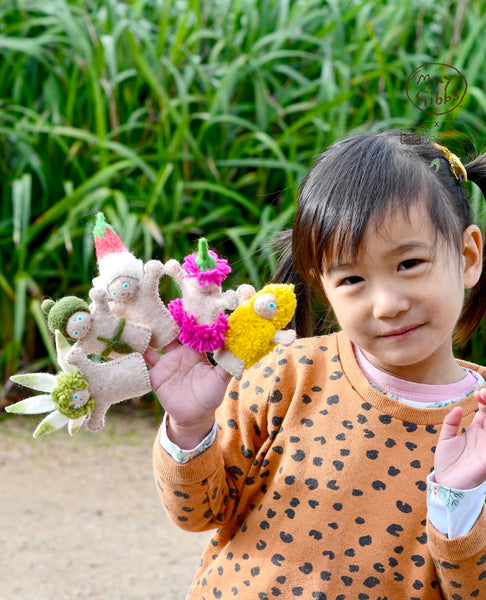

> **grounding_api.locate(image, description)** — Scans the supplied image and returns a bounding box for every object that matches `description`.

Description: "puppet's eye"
[73,394,79,400]
[112,291,117,297]
[73,331,79,336]
[269,302,276,309]
[77,315,83,322]
[123,282,129,289]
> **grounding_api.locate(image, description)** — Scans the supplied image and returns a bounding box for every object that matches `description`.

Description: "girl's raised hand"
[434,389,486,489]
[145,343,231,449]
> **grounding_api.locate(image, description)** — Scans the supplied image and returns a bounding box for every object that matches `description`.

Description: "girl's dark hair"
[274,130,486,344]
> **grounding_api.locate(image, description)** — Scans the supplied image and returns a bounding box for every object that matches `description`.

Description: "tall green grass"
[1,0,486,397]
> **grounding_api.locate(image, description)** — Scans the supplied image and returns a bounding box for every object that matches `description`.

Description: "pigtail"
[272,229,317,338]
[455,152,486,346]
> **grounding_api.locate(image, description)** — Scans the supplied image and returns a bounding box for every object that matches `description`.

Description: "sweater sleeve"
[427,504,486,598]
[152,350,280,532]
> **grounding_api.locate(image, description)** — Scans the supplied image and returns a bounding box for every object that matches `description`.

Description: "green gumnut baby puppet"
[7,331,152,436]
[65,344,151,432]
[41,287,151,360]
[6,331,95,437]
[91,213,179,350]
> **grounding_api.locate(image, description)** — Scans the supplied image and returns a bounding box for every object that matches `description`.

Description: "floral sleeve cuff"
[159,412,217,464]
[427,471,486,538]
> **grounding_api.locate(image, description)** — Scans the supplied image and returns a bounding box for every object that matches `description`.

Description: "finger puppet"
[41,287,151,360]
[6,330,96,437]
[6,331,152,436]
[213,283,297,377]
[65,344,151,432]
[91,213,179,350]
[165,238,238,353]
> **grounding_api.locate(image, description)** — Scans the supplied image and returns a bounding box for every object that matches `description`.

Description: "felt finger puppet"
[213,283,297,377]
[91,213,179,350]
[165,238,238,353]
[6,331,152,436]
[6,331,95,437]
[65,344,151,432]
[41,287,151,359]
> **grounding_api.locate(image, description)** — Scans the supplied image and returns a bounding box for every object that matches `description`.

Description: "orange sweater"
[153,332,486,599]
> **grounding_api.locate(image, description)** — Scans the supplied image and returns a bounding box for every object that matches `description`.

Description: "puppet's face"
[70,388,90,410]
[198,282,220,295]
[66,311,92,340]
[108,276,139,301]
[253,293,278,319]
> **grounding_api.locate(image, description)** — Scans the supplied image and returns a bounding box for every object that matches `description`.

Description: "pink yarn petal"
[168,299,229,352]
[181,251,231,287]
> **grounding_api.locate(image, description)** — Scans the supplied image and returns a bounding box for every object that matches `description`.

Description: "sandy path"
[1,411,210,600]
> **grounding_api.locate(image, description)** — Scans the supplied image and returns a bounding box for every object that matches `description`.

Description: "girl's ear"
[462,224,483,289]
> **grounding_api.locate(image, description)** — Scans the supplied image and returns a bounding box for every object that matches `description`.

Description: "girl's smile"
[320,203,482,384]
[380,323,424,339]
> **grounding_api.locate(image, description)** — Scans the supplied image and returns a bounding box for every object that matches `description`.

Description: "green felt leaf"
[68,415,86,436]
[5,394,55,414]
[55,330,77,374]
[11,372,57,392]
[33,411,69,438]
[109,340,134,354]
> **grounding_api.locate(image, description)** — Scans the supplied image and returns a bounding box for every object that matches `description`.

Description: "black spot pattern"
[154,333,486,599]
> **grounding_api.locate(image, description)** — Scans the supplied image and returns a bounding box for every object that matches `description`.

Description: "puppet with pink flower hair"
[165,239,238,353]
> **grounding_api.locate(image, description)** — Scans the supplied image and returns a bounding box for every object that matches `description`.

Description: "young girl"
[146,130,486,599]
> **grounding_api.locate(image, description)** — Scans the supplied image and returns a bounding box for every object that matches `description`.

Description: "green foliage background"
[1,0,486,400]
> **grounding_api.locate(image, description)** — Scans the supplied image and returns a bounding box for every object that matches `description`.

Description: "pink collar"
[354,345,480,404]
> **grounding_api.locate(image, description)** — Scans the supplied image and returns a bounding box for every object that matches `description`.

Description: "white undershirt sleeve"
[427,471,486,538]
[159,412,218,464]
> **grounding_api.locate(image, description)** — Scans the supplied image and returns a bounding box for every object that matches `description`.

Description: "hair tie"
[431,142,468,182]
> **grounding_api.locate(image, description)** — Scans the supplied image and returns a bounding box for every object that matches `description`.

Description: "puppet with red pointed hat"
[92,213,179,350]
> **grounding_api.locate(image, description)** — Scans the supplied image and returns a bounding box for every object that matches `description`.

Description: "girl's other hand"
[434,389,486,489]
[145,343,230,449]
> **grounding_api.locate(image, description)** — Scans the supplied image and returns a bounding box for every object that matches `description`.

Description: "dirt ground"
[1,409,210,600]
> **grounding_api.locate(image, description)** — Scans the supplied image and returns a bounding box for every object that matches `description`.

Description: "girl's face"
[320,203,482,384]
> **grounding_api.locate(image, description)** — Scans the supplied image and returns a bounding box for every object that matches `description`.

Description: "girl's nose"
[372,287,410,319]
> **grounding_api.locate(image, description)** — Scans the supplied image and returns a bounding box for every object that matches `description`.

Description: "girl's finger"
[472,390,486,427]
[144,341,180,367]
[438,406,463,443]
[144,347,161,367]
[162,340,181,353]
[474,389,486,411]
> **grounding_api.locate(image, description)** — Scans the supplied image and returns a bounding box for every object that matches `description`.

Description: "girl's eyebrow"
[386,241,432,256]
[325,261,355,275]
[325,241,432,274]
